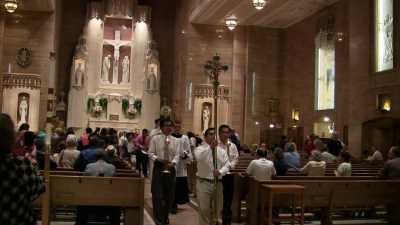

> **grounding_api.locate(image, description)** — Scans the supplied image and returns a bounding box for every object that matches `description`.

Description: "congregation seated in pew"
[335,151,352,177]
[299,151,326,176]
[245,149,276,181]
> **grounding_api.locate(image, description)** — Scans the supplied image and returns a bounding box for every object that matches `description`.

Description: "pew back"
[247,178,400,225]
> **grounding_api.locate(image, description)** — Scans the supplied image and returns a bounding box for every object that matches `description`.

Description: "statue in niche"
[18,95,29,126]
[102,55,111,83]
[146,67,158,93]
[122,56,130,83]
[73,62,84,87]
[201,103,212,135]
[103,30,131,84]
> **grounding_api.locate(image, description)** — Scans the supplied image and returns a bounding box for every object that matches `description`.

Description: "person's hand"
[213,170,221,177]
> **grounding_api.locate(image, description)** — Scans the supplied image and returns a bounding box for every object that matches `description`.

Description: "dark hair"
[23,131,36,148]
[95,150,106,161]
[86,127,93,134]
[142,129,149,133]
[341,151,351,162]
[274,147,284,160]
[66,127,75,136]
[155,118,160,124]
[218,124,230,134]
[204,128,215,136]
[0,113,16,156]
[256,149,267,158]
[160,118,173,128]
[392,146,400,158]
[18,123,30,132]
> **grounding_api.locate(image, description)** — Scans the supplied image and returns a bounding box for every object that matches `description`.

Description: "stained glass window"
[315,32,335,110]
[375,0,393,72]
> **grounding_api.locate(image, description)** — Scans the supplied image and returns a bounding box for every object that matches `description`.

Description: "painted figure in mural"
[102,55,111,83]
[202,105,210,134]
[74,63,84,87]
[19,96,28,125]
[122,56,130,83]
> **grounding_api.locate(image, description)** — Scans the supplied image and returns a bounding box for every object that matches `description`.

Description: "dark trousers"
[136,150,149,177]
[222,174,234,225]
[151,161,176,225]
[75,206,120,225]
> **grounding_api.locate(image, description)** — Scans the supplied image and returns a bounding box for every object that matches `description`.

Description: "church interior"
[0,0,400,225]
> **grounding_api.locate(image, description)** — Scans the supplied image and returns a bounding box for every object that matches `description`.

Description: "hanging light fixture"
[4,0,18,13]
[252,0,266,10]
[225,15,238,31]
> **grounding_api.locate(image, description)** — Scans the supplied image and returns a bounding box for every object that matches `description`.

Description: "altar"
[67,0,160,131]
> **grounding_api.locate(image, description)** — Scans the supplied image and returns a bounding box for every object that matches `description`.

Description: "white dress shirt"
[246,158,276,181]
[194,143,230,180]
[148,133,181,165]
[218,140,239,171]
[175,134,193,177]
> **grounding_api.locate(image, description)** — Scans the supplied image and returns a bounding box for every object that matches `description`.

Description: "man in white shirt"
[195,128,230,225]
[218,124,239,225]
[149,118,162,140]
[148,118,181,225]
[246,149,276,181]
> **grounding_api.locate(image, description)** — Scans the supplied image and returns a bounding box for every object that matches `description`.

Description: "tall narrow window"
[251,72,256,115]
[185,81,193,111]
[375,0,394,72]
[315,32,335,110]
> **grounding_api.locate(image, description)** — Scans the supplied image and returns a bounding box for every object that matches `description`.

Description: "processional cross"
[204,54,228,225]
[104,30,131,84]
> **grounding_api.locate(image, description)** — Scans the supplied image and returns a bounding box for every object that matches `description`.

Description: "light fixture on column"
[225,15,238,31]
[252,0,267,10]
[4,0,18,13]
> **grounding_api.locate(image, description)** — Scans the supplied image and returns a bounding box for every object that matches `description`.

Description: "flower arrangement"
[122,98,142,118]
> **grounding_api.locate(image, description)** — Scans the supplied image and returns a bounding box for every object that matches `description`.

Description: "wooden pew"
[35,175,145,225]
[247,178,400,225]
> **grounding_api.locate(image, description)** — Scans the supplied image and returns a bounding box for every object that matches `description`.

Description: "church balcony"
[1,72,41,90]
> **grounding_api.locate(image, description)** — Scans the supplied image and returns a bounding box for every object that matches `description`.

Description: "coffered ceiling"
[190,0,339,28]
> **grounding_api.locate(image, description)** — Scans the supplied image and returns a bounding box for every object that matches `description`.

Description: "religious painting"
[201,102,212,135]
[72,58,86,88]
[375,0,393,72]
[315,32,335,110]
[17,93,30,127]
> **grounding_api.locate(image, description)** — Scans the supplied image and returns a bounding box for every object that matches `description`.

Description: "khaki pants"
[197,179,223,225]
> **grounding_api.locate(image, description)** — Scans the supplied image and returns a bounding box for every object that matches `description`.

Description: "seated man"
[246,149,276,181]
[380,146,400,179]
[75,150,119,225]
[283,142,301,169]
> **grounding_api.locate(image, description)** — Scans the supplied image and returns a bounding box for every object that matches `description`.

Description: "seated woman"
[0,113,44,225]
[300,151,326,176]
[59,134,81,168]
[335,151,352,177]
[273,147,288,176]
[366,146,384,162]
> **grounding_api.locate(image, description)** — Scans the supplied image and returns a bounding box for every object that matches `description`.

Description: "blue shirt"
[283,151,301,169]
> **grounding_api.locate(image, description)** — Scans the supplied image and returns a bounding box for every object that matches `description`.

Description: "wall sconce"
[225,15,238,31]
[336,32,345,42]
[291,109,300,121]
[377,94,392,112]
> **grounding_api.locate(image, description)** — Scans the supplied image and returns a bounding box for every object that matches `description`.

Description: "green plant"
[87,98,95,112]
[134,99,142,113]
[122,99,129,112]
[99,98,108,109]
